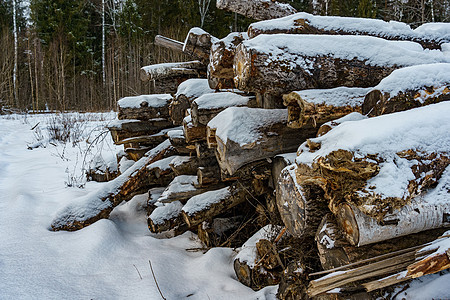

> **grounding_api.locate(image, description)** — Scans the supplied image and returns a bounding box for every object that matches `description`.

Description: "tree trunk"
[140,61,205,82]
[108,119,173,144]
[183,116,207,143]
[117,94,172,120]
[247,12,447,49]
[233,34,446,95]
[216,0,297,21]
[183,28,216,64]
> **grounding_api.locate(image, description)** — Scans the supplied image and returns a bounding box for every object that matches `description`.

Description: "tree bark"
[234,35,429,95]
[183,28,216,64]
[140,61,205,82]
[118,95,172,121]
[247,12,447,49]
[183,116,207,143]
[216,0,297,21]
[108,119,173,144]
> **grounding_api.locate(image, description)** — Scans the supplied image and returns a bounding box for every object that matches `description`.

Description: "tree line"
[0,0,448,112]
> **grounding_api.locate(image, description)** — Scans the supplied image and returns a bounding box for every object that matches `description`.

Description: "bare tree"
[198,0,211,27]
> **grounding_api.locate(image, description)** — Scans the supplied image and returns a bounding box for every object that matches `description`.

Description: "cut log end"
[337,203,360,246]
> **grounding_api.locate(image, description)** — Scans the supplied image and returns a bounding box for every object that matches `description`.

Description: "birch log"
[140,61,205,82]
[117,94,172,121]
[216,0,297,21]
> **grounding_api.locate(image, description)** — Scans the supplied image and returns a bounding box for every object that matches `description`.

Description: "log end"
[336,203,360,246]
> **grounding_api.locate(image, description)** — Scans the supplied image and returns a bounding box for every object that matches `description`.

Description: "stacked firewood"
[52,0,450,298]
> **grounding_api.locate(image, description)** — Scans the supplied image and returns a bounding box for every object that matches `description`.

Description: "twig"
[31,122,40,130]
[133,264,143,280]
[149,260,167,300]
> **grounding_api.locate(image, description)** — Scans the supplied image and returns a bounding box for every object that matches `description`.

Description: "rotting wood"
[282,87,368,129]
[216,0,297,21]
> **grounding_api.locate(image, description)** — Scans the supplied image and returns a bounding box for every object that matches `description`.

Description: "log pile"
[52,2,450,298]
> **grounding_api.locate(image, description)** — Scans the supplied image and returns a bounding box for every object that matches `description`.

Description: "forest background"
[1,0,449,112]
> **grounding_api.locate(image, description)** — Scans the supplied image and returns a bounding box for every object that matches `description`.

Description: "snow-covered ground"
[0,112,448,300]
[0,113,276,300]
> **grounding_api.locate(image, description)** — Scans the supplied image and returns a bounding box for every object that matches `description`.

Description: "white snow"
[175,78,215,99]
[297,102,450,200]
[291,86,372,107]
[167,129,184,139]
[250,12,450,45]
[183,27,218,52]
[141,61,201,79]
[274,153,297,165]
[157,175,198,203]
[149,200,183,225]
[235,225,283,268]
[370,63,450,98]
[194,92,252,110]
[208,107,287,146]
[0,113,277,300]
[182,187,232,216]
[244,34,450,69]
[117,94,172,109]
[170,156,194,168]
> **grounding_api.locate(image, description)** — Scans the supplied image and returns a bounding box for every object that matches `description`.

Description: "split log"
[219,158,272,183]
[183,115,207,143]
[107,119,173,144]
[171,79,214,125]
[195,141,215,159]
[50,140,176,231]
[183,28,217,64]
[197,216,243,248]
[191,92,254,126]
[247,12,447,49]
[117,94,172,120]
[148,201,188,234]
[140,61,205,82]
[294,102,450,246]
[316,214,447,271]
[207,107,317,175]
[209,32,248,82]
[207,75,236,90]
[233,225,285,290]
[125,146,154,161]
[361,63,450,117]
[282,87,370,129]
[276,164,328,238]
[216,0,297,21]
[169,156,199,176]
[181,183,249,228]
[234,34,450,95]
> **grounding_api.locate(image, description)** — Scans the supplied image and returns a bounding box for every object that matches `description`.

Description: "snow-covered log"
[170,79,214,125]
[167,129,196,155]
[209,32,248,82]
[207,107,317,175]
[216,0,297,21]
[197,165,221,187]
[276,164,328,238]
[282,87,370,129]
[183,28,217,64]
[191,92,254,126]
[50,140,176,231]
[169,156,200,176]
[148,201,188,234]
[234,34,450,95]
[362,63,450,116]
[233,225,284,289]
[316,112,366,137]
[271,153,296,188]
[117,94,172,121]
[295,102,450,246]
[181,183,247,227]
[247,12,448,49]
[183,115,207,143]
[315,214,446,271]
[140,61,205,82]
[107,119,173,144]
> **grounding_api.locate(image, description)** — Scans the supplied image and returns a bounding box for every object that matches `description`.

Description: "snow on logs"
[140,61,205,82]
[283,87,370,129]
[170,79,214,125]
[51,140,176,231]
[294,102,450,246]
[247,12,449,49]
[362,63,450,117]
[208,32,248,88]
[233,34,450,95]
[117,94,172,120]
[183,27,218,64]
[191,92,254,126]
[216,0,297,21]
[207,107,318,175]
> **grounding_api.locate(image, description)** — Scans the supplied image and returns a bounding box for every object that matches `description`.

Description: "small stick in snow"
[149,260,167,300]
[133,264,143,280]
